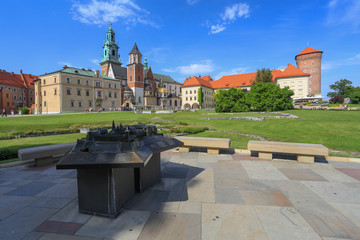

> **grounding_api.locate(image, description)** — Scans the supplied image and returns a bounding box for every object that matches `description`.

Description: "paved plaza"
[1,151,360,240]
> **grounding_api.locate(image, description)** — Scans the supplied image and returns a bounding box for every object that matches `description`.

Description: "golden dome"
[157,87,167,93]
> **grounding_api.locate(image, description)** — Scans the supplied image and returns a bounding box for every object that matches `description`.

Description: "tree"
[214,88,250,112]
[253,68,273,84]
[349,89,360,104]
[327,79,353,98]
[198,87,204,108]
[248,82,294,111]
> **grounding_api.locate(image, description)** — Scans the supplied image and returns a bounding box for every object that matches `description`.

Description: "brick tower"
[295,47,323,96]
[99,23,122,76]
[127,42,144,105]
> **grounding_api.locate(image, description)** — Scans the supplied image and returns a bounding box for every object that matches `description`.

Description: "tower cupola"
[100,23,121,65]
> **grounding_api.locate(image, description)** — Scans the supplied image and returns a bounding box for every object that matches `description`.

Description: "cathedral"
[99,24,182,110]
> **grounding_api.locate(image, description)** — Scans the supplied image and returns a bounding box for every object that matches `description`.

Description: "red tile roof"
[296,47,323,57]
[0,69,38,89]
[182,64,309,89]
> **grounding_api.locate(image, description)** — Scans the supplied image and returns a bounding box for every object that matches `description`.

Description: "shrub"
[0,148,18,160]
[17,107,30,115]
[330,96,344,104]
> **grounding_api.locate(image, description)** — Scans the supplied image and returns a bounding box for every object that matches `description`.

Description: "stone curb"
[0,159,34,168]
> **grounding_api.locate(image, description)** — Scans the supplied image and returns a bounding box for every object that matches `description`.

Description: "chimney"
[199,75,201,77]
[11,72,14,76]
[20,69,23,74]
[63,65,68,69]
[45,72,47,74]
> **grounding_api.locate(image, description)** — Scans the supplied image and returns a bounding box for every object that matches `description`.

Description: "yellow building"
[35,66,122,114]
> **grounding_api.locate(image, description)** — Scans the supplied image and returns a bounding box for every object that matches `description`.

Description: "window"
[44,101,46,107]
[109,92,112,97]
[112,102,115,107]
[190,90,192,94]
[86,80,89,86]
[43,79,46,85]
[6,93,9,98]
[54,88,57,95]
[13,88,16,92]
[186,97,188,101]
[194,96,197,100]
[77,90,81,96]
[78,102,82,107]
[30,97,33,101]
[194,90,197,94]
[311,69,314,72]
[6,102,9,106]
[190,97,192,101]
[66,89,71,95]
[138,96,141,103]
[71,101,74,107]
[138,76,140,82]
[186,91,188,94]
[54,77,56,83]
[97,91,101,97]
[89,101,92,106]
[66,78,70,83]
[109,83,111,88]
[130,76,132,81]
[44,91,46,96]
[19,96,22,100]
[30,90,33,94]
[77,79,81,84]
[112,50,115,56]
[23,90,26,93]
[86,90,90,96]
[96,82,101,87]
[114,93,117,98]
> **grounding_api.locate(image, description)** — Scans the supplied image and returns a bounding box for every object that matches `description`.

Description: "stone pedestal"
[135,152,161,192]
[297,155,314,163]
[179,146,191,152]
[207,148,220,155]
[77,168,135,218]
[259,152,273,160]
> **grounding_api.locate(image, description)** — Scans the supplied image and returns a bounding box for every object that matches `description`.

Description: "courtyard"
[1,150,360,240]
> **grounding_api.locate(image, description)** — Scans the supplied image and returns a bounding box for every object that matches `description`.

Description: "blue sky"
[1,0,359,97]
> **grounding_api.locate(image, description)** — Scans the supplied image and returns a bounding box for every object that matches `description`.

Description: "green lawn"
[0,110,359,160]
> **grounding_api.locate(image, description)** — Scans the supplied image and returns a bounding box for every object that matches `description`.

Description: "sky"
[1,0,359,97]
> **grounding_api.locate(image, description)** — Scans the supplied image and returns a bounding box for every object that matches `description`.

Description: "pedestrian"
[300,103,303,109]
[345,104,348,110]
[2,108,7,117]
[19,109,22,116]
[340,104,343,110]
[11,109,14,115]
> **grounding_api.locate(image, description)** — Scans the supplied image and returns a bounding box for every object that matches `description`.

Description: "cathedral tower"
[99,23,121,75]
[127,42,144,105]
[295,47,323,96]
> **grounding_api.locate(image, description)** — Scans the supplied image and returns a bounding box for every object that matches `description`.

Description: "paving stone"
[329,161,360,169]
[23,231,45,240]
[272,160,334,170]
[279,168,327,181]
[150,178,186,192]
[186,185,215,203]
[0,195,38,220]
[0,186,16,195]
[178,201,202,214]
[39,233,101,240]
[241,160,288,180]
[241,190,292,206]
[335,168,360,181]
[50,199,91,224]
[196,162,213,169]
[35,220,83,235]
[138,212,201,240]
[30,197,73,209]
[216,154,233,161]
[255,206,322,239]
[161,167,189,179]
[25,173,48,180]
[329,202,360,228]
[276,180,360,239]
[37,183,77,199]
[213,161,249,182]
[302,181,360,204]
[232,155,252,160]
[126,190,181,213]
[202,203,267,240]
[197,153,218,163]
[0,169,38,181]
[0,206,58,240]
[6,179,33,187]
[75,210,150,240]
[61,171,77,179]
[313,169,359,182]
[215,189,245,204]
[6,182,55,197]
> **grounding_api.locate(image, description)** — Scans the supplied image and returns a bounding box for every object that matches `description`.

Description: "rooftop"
[1,150,360,239]
[40,67,117,81]
[296,47,323,58]
[0,69,38,89]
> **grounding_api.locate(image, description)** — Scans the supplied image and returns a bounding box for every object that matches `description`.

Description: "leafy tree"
[214,88,250,112]
[253,68,273,84]
[327,79,353,97]
[198,87,204,108]
[329,96,344,104]
[248,82,294,111]
[349,89,360,104]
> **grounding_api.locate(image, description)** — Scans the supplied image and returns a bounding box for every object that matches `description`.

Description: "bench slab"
[176,136,230,155]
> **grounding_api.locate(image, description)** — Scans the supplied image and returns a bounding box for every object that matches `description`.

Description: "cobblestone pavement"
[1,151,360,240]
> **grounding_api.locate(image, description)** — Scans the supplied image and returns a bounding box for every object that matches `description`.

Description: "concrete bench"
[18,142,76,167]
[175,136,230,155]
[248,140,329,163]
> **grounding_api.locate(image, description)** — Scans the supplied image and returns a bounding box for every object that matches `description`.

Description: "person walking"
[11,109,14,115]
[2,108,7,117]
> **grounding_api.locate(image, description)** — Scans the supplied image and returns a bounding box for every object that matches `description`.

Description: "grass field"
[0,110,359,161]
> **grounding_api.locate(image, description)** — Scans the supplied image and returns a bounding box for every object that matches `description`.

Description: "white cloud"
[209,2,250,34]
[222,3,250,22]
[163,60,215,76]
[327,0,360,31]
[72,0,156,27]
[322,53,360,70]
[210,24,226,34]
[214,67,248,80]
[186,0,199,6]
[90,59,100,65]
[58,61,72,67]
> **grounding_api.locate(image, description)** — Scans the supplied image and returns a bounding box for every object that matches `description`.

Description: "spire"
[100,23,121,65]
[144,54,148,70]
[129,41,142,55]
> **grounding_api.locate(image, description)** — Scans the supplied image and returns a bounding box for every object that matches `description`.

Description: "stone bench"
[175,136,231,155]
[248,140,329,163]
[18,142,76,167]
